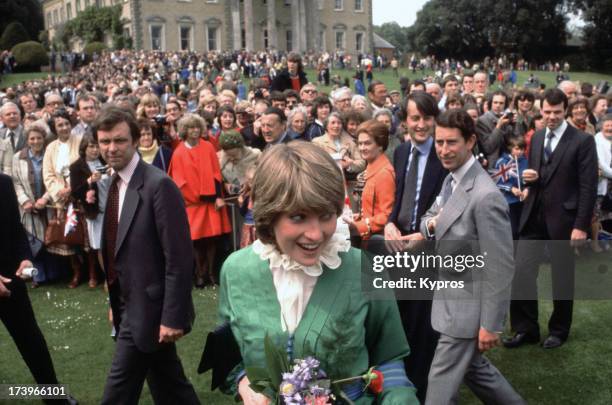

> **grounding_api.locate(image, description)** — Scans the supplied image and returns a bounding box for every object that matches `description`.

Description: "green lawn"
[304,67,612,95]
[2,67,612,95]
[2,277,612,404]
[0,72,50,89]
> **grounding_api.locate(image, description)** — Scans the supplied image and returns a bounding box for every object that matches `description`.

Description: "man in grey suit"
[475,90,516,169]
[421,109,524,404]
[0,102,25,175]
[93,106,199,404]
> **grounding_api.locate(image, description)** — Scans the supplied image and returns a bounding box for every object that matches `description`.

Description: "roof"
[373,33,395,49]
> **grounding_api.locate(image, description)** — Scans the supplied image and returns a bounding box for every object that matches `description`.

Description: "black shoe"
[542,335,564,349]
[502,332,540,348]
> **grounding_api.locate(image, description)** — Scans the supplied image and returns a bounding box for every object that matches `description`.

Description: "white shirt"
[451,155,476,192]
[113,153,140,219]
[545,120,568,153]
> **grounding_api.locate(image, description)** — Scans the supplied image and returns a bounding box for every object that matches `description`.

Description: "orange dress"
[354,154,396,239]
[169,140,232,240]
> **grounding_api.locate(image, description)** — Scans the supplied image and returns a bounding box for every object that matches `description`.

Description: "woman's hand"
[34,198,47,211]
[238,377,270,405]
[57,187,71,201]
[22,200,34,213]
[88,171,102,185]
[215,198,225,210]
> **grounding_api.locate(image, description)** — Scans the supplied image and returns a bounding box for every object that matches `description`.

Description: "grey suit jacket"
[0,126,25,175]
[102,159,195,353]
[475,111,515,169]
[0,125,25,150]
[420,160,514,339]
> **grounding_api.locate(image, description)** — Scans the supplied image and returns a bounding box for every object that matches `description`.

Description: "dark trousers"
[398,300,439,403]
[0,278,59,386]
[101,315,200,405]
[510,209,574,340]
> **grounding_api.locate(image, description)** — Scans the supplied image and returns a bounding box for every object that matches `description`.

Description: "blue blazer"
[388,141,447,234]
[152,145,173,173]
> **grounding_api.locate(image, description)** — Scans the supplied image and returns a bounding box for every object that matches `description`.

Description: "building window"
[318,30,325,51]
[53,10,58,25]
[241,29,246,49]
[286,30,292,51]
[263,29,268,49]
[334,0,343,11]
[85,0,90,8]
[150,25,164,50]
[180,26,192,50]
[335,31,345,50]
[66,3,72,20]
[76,0,81,13]
[354,0,363,11]
[207,26,218,51]
[355,32,364,52]
[284,0,291,5]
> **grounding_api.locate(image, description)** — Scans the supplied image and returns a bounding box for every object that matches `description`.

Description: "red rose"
[368,370,384,394]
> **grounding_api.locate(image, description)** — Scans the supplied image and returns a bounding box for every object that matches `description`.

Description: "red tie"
[104,176,120,285]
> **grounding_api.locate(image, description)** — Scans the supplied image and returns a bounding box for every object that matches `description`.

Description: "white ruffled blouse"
[252,232,351,334]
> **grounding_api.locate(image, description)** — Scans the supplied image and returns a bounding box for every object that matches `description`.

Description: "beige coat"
[42,135,82,205]
[217,146,261,191]
[12,148,50,239]
[0,137,13,176]
[312,131,366,174]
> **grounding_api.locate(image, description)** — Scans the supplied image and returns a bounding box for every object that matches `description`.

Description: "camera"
[96,165,109,174]
[503,110,514,120]
[154,114,166,125]
[254,89,264,99]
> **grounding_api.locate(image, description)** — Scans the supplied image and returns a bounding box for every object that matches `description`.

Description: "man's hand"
[496,115,511,129]
[238,376,271,405]
[478,327,501,352]
[15,260,33,279]
[214,197,225,210]
[570,228,588,248]
[0,275,12,298]
[384,223,404,253]
[522,169,538,183]
[159,325,184,343]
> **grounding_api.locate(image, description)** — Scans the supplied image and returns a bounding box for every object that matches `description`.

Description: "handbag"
[44,206,85,247]
[23,212,44,258]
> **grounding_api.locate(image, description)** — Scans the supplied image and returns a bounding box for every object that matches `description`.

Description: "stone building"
[42,0,373,56]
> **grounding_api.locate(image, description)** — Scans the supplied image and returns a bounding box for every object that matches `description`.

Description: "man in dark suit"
[0,174,77,405]
[93,107,199,404]
[261,107,292,148]
[505,88,598,349]
[383,92,446,402]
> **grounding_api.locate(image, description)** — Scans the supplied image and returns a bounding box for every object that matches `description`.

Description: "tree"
[61,5,127,50]
[11,41,49,72]
[566,0,612,70]
[0,22,30,51]
[0,0,44,44]
[374,22,410,53]
[406,0,567,62]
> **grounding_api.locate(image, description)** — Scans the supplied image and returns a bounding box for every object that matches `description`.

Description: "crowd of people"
[1,47,612,404]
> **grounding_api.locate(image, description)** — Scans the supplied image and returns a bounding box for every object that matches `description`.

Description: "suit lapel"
[530,130,545,172]
[435,163,478,239]
[115,162,144,256]
[395,144,410,199]
[418,141,443,211]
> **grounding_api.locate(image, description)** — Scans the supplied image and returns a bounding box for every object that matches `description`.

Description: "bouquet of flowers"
[246,335,384,405]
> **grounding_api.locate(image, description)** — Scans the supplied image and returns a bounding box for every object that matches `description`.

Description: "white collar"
[252,231,351,276]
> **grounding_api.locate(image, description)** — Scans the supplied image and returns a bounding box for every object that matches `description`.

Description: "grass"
[2,265,612,405]
[0,72,50,89]
[2,67,612,94]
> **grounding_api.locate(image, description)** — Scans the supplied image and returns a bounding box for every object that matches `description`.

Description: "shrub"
[0,22,30,51]
[11,41,49,72]
[83,41,107,61]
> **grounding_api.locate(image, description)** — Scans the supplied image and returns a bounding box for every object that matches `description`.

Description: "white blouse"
[252,232,351,334]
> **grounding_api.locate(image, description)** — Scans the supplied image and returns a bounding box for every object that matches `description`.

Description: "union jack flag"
[491,160,517,183]
[64,203,78,237]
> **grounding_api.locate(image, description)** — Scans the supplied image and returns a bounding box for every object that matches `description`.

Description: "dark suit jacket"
[151,145,173,173]
[519,124,598,239]
[389,141,447,234]
[102,160,195,353]
[0,174,32,278]
[270,69,308,92]
[69,157,104,219]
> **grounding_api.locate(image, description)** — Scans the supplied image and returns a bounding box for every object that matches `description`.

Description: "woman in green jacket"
[218,141,418,404]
